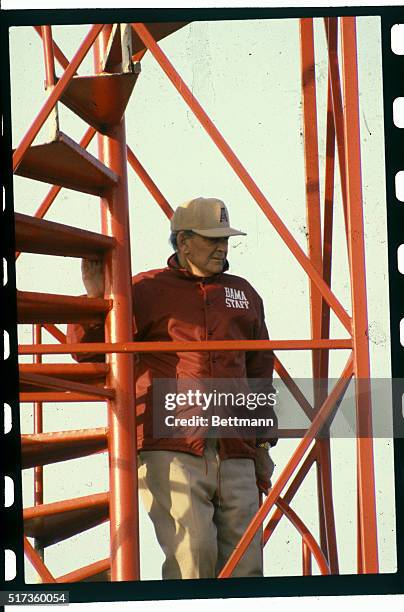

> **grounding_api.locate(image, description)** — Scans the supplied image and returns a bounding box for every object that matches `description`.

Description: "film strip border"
[1,4,404,602]
[1,10,21,587]
[381,14,404,582]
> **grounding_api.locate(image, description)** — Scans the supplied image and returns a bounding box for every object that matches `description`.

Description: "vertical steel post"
[299,18,323,380]
[340,16,379,573]
[302,540,312,575]
[324,18,349,247]
[41,26,59,138]
[320,17,337,379]
[41,26,56,88]
[94,25,140,581]
[316,17,340,575]
[299,18,339,573]
[33,324,44,562]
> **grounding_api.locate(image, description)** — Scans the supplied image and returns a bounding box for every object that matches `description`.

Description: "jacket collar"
[167,253,229,281]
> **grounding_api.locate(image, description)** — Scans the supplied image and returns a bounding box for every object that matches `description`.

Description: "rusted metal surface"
[14,212,116,259]
[17,291,111,324]
[341,16,379,573]
[13,131,118,196]
[13,24,104,171]
[21,428,108,469]
[24,492,109,547]
[60,70,141,134]
[96,26,140,582]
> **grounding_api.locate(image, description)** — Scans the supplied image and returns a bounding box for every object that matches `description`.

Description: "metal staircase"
[11,18,380,583]
[13,22,189,582]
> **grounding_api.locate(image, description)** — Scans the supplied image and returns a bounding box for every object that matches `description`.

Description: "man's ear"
[177,231,188,250]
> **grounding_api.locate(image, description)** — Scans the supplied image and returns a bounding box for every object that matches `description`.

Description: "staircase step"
[57,558,110,583]
[61,71,140,134]
[17,291,110,324]
[13,131,118,196]
[19,363,109,382]
[103,22,189,71]
[14,212,116,259]
[19,371,113,398]
[132,22,189,58]
[24,492,109,547]
[21,427,108,469]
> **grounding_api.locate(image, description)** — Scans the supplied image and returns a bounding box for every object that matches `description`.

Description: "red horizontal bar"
[24,492,108,520]
[57,557,110,583]
[20,392,111,403]
[19,372,113,398]
[19,362,108,379]
[19,338,353,356]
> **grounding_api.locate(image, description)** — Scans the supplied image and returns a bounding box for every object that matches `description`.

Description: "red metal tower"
[13,17,379,582]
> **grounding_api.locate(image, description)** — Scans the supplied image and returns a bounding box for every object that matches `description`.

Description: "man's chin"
[209,261,225,271]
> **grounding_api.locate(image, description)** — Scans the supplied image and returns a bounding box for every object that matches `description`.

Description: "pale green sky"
[9,16,397,583]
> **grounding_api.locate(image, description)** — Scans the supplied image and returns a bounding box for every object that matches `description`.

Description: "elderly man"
[67,197,277,580]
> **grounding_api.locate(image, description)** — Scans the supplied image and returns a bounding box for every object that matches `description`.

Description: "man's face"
[180,232,229,277]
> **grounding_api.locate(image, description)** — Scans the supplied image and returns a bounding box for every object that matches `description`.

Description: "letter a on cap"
[220,207,228,223]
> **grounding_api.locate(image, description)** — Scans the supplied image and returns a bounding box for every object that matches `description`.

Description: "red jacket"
[67,254,277,459]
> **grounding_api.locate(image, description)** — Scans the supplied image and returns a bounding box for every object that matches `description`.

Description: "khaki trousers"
[137,439,263,579]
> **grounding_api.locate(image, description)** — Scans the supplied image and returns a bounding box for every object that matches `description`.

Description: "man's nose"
[216,240,228,253]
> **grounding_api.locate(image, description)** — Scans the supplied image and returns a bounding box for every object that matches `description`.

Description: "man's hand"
[81,259,104,298]
[254,447,275,495]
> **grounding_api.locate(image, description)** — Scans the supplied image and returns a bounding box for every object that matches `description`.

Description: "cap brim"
[192,227,247,238]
